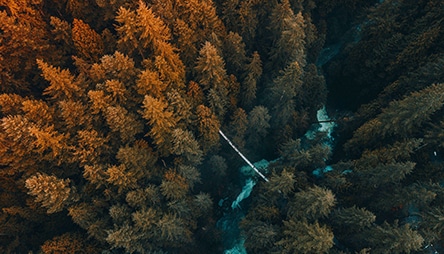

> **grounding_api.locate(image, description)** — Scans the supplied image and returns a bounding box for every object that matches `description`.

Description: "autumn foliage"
[1,0,444,253]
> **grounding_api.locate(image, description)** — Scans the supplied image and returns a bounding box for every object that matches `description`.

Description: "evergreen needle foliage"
[0,0,443,253]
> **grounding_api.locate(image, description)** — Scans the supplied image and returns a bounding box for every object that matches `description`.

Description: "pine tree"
[28,125,69,161]
[160,170,189,201]
[37,59,82,100]
[156,213,192,245]
[0,115,34,168]
[90,51,138,86]
[0,93,25,115]
[266,61,303,127]
[136,69,166,98]
[241,51,262,109]
[171,128,204,166]
[268,0,306,70]
[246,105,271,148]
[116,142,158,180]
[141,95,177,153]
[83,164,108,188]
[115,1,185,88]
[195,41,230,118]
[363,221,424,254]
[276,220,334,254]
[287,185,336,220]
[173,18,199,70]
[71,18,104,62]
[228,107,248,149]
[223,31,248,76]
[331,206,376,232]
[25,173,76,214]
[266,169,296,195]
[186,81,205,107]
[40,233,98,254]
[21,99,54,127]
[345,83,444,153]
[104,105,143,143]
[195,104,220,152]
[106,164,138,193]
[243,221,279,253]
[0,0,58,93]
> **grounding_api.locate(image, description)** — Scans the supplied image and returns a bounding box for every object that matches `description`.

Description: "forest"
[1,0,444,253]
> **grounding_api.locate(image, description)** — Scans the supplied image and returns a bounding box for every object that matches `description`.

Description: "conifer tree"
[223,31,248,76]
[173,18,199,70]
[37,59,82,100]
[0,93,25,116]
[195,41,230,118]
[228,107,249,149]
[136,69,166,98]
[266,61,303,127]
[242,222,278,253]
[115,1,185,88]
[58,100,92,130]
[104,105,143,142]
[288,185,336,221]
[25,173,76,214]
[21,99,54,127]
[345,83,444,153]
[276,220,334,254]
[141,95,177,153]
[331,206,376,232]
[268,0,306,70]
[0,0,58,93]
[160,170,189,201]
[241,51,262,109]
[363,221,424,254]
[171,128,204,166]
[195,104,221,152]
[71,18,104,62]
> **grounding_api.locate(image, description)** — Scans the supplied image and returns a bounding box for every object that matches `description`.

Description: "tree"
[25,173,76,214]
[331,206,376,232]
[136,69,166,98]
[363,221,424,254]
[223,31,248,76]
[106,164,138,193]
[171,128,204,166]
[104,105,143,143]
[345,83,444,153]
[0,0,59,93]
[58,100,92,130]
[276,220,334,254]
[28,124,69,162]
[266,169,296,195]
[40,233,98,254]
[141,95,177,153]
[246,105,271,149]
[268,0,306,70]
[160,170,189,201]
[115,1,185,88]
[195,41,230,118]
[228,107,248,149]
[37,59,82,101]
[287,185,336,221]
[71,18,104,62]
[266,61,303,127]
[195,104,220,152]
[241,51,262,109]
[243,221,279,253]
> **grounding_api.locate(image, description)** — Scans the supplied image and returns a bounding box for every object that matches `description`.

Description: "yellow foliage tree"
[72,18,104,62]
[141,95,177,153]
[25,173,76,214]
[37,59,82,100]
